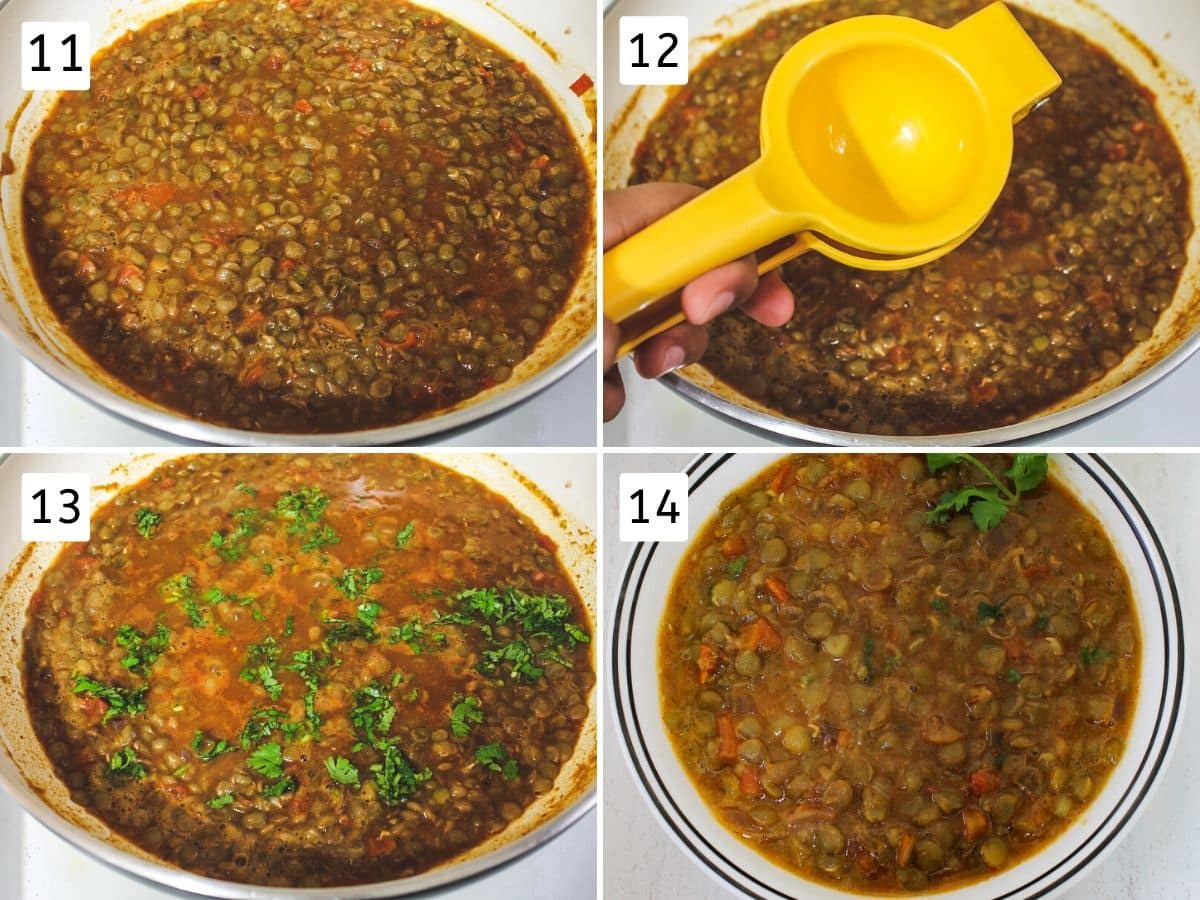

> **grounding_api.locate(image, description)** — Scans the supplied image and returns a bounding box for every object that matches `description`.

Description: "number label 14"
[22,473,90,542]
[21,22,91,91]
[619,472,689,543]
[618,16,688,86]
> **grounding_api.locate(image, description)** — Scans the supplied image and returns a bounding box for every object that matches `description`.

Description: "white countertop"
[0,792,595,899]
[602,453,1197,899]
[0,352,598,448]
[602,353,1200,448]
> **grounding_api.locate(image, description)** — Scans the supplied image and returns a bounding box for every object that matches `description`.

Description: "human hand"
[602,182,795,421]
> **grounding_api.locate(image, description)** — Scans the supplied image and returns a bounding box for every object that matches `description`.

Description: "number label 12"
[22,473,91,542]
[618,16,688,86]
[619,472,689,542]
[21,22,91,91]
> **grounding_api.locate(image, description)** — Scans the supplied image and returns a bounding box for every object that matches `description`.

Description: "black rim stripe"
[613,453,1183,900]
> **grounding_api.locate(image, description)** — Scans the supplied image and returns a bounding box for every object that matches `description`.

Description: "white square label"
[619,16,688,86]
[619,472,689,543]
[22,473,91,542]
[21,22,91,91]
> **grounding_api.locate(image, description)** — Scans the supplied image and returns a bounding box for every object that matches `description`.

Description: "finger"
[603,317,621,371]
[603,369,626,421]
[740,270,796,327]
[632,322,709,379]
[603,183,704,249]
[678,253,760,325]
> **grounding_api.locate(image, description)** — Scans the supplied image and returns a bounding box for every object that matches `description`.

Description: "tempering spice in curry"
[23,0,592,433]
[630,0,1193,435]
[661,454,1138,893]
[23,454,593,886]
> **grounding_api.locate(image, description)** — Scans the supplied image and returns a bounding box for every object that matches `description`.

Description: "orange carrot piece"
[739,768,761,796]
[764,576,790,606]
[717,714,737,762]
[769,462,792,494]
[697,644,717,684]
[238,356,267,387]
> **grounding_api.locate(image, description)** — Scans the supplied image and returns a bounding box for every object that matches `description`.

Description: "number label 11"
[619,472,689,542]
[22,473,90,542]
[21,22,91,91]
[618,16,688,86]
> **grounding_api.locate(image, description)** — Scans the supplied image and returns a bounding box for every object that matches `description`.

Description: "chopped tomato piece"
[78,696,107,723]
[295,98,313,114]
[509,132,527,154]
[966,768,1003,797]
[1106,142,1128,162]
[1002,637,1025,661]
[366,832,396,857]
[317,316,355,339]
[969,381,999,404]
[719,534,747,558]
[532,154,551,170]
[189,83,211,99]
[1022,562,1051,580]
[349,57,371,74]
[238,356,267,387]
[569,73,593,96]
[278,258,298,275]
[114,263,143,287]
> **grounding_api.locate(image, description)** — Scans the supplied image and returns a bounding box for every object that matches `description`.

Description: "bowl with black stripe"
[611,452,1185,898]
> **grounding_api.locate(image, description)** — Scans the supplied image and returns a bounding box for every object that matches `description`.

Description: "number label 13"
[618,16,688,86]
[22,473,91,542]
[619,472,688,542]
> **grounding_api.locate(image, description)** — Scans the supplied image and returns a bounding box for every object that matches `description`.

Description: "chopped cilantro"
[1006,669,1023,683]
[474,743,519,781]
[932,598,949,613]
[388,617,445,654]
[133,508,161,539]
[262,776,296,798]
[114,623,170,673]
[247,742,284,779]
[159,573,204,627]
[926,454,1048,532]
[725,556,748,578]
[191,730,235,761]
[477,640,543,682]
[210,507,262,562]
[282,649,329,735]
[1081,645,1112,666]
[107,747,146,781]
[334,567,383,600]
[394,521,415,549]
[350,680,397,748]
[241,637,283,700]
[72,674,147,724]
[240,708,299,749]
[369,742,430,806]
[449,695,484,738]
[325,756,360,786]
[235,481,257,496]
[207,793,235,809]
[977,601,1004,623]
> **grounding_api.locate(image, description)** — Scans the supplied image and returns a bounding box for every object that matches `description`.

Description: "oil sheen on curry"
[22,455,593,886]
[22,0,592,433]
[660,455,1138,893]
[631,0,1193,435]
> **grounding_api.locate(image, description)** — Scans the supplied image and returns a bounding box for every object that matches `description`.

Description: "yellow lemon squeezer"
[605,2,1062,358]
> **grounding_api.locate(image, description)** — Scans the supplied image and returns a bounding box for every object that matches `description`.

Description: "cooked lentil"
[23,454,593,886]
[629,0,1192,435]
[23,0,592,432]
[660,454,1138,892]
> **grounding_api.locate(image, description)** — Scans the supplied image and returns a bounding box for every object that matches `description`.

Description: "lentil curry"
[660,454,1138,893]
[630,0,1193,435]
[22,0,593,433]
[22,454,593,886]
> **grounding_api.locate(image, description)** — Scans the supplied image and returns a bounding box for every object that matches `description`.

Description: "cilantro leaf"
[191,730,235,761]
[134,508,161,539]
[107,747,146,781]
[114,622,170,673]
[334,567,384,600]
[477,640,543,682]
[208,792,235,809]
[1006,454,1049,493]
[350,680,397,748]
[247,742,284,779]
[240,708,299,749]
[395,521,415,549]
[1081,645,1112,666]
[159,573,204,627]
[449,695,484,738]
[474,743,519,780]
[369,742,430,806]
[241,637,283,700]
[72,674,147,724]
[926,454,963,474]
[325,756,360,786]
[970,494,1010,531]
[724,556,748,577]
[977,601,1004,623]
